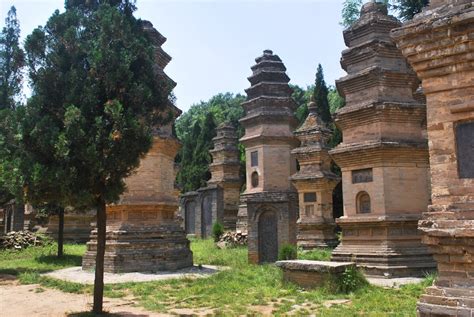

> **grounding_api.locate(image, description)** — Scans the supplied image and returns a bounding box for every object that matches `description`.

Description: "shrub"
[278,244,297,260]
[212,222,224,242]
[331,266,368,293]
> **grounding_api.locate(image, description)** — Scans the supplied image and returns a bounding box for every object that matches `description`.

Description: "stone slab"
[276,260,355,273]
[43,265,224,285]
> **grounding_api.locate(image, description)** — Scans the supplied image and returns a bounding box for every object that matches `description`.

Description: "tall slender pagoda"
[240,50,299,264]
[329,2,434,277]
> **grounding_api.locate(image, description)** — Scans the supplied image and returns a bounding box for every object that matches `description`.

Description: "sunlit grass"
[0,238,433,316]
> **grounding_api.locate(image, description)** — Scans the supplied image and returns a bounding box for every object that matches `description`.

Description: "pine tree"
[313,64,332,125]
[20,0,168,313]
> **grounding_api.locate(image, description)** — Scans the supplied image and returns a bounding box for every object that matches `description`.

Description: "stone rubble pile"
[217,231,248,249]
[0,230,50,250]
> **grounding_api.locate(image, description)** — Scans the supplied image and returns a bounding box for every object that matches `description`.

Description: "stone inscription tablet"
[456,121,474,178]
[352,168,373,183]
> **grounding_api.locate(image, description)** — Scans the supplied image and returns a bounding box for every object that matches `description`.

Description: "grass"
[0,238,434,316]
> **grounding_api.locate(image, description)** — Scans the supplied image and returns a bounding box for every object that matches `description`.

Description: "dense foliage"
[0,6,25,207]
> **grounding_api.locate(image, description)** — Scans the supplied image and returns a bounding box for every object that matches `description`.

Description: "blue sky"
[1,0,348,112]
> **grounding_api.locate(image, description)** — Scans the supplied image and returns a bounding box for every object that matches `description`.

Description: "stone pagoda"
[240,50,299,264]
[392,1,474,315]
[291,101,340,249]
[82,21,192,273]
[208,122,241,230]
[329,2,435,277]
[180,122,241,237]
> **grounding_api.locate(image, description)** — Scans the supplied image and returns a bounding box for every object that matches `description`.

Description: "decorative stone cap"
[276,260,355,273]
[360,1,388,16]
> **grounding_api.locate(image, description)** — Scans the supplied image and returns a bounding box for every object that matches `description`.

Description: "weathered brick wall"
[392,1,474,314]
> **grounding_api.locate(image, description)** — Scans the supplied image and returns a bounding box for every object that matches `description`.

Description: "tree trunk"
[92,198,107,314]
[57,207,64,257]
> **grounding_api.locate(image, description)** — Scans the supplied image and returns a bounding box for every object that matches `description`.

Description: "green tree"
[314,64,332,125]
[20,0,169,313]
[0,6,25,225]
[392,0,429,21]
[292,84,313,124]
[0,6,24,110]
[341,0,363,28]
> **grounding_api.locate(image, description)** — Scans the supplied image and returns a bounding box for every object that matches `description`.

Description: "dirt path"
[0,276,168,317]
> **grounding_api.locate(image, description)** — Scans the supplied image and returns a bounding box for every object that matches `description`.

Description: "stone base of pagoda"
[246,192,298,264]
[297,220,338,250]
[331,215,435,277]
[46,214,95,243]
[416,213,474,317]
[223,207,239,231]
[82,204,193,273]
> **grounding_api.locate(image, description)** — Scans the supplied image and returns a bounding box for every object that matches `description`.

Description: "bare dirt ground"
[0,275,169,317]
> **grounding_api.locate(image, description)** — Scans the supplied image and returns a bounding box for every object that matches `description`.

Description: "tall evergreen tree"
[19,0,169,313]
[313,64,332,125]
[0,6,24,110]
[0,6,25,219]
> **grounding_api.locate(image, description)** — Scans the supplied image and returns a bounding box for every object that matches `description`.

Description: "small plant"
[212,222,224,242]
[332,266,368,293]
[278,244,297,260]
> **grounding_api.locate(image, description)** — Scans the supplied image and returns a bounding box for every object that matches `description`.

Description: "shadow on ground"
[68,312,151,317]
[35,254,83,266]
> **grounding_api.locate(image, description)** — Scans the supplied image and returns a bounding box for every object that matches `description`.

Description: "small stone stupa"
[291,101,340,249]
[329,2,435,277]
[82,21,192,273]
[240,50,299,264]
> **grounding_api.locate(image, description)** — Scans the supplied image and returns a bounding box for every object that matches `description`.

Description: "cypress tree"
[19,0,169,312]
[313,64,332,125]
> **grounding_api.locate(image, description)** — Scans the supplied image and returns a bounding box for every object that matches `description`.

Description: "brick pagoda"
[291,101,340,249]
[207,122,241,230]
[329,2,435,277]
[392,0,474,315]
[82,21,192,273]
[240,50,299,264]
